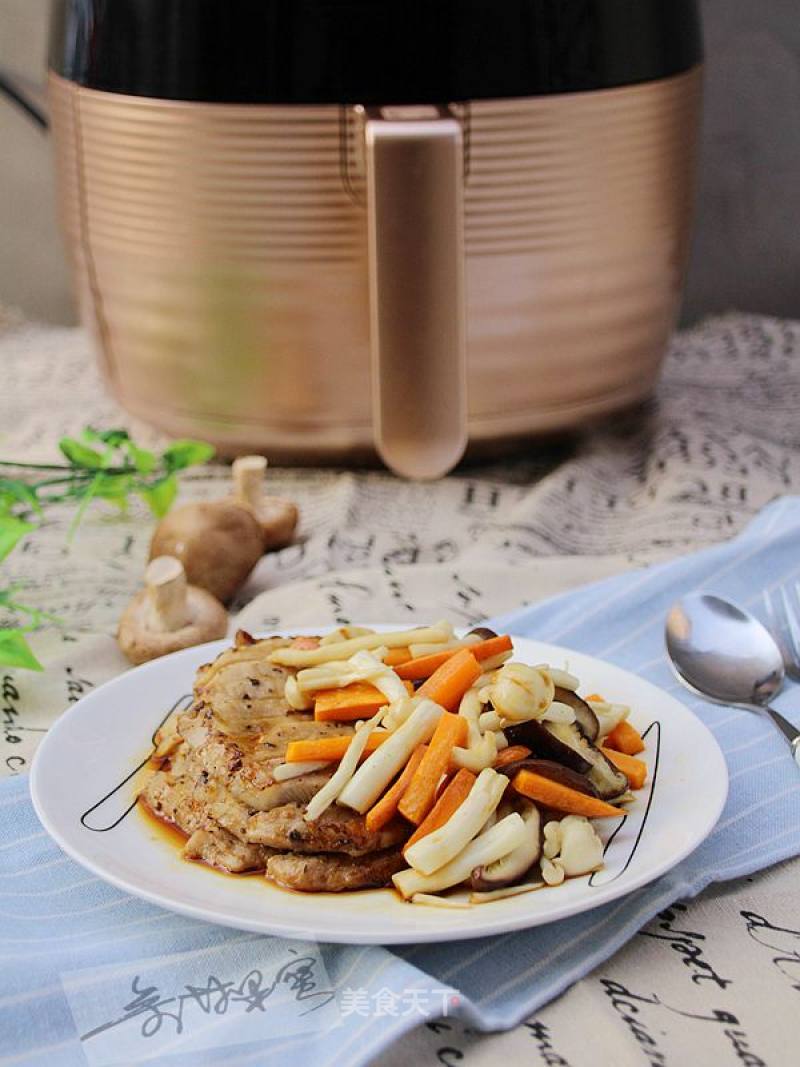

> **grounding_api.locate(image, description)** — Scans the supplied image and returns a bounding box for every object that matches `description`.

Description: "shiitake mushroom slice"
[553,686,599,742]
[504,719,627,800]
[466,626,498,641]
[504,720,593,775]
[495,758,599,797]
[543,721,629,800]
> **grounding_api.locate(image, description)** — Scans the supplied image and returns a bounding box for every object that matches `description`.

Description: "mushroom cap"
[118,583,228,665]
[253,496,299,551]
[149,500,264,603]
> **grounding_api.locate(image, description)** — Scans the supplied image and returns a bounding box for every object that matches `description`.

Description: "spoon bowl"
[665,593,800,767]
[666,594,784,707]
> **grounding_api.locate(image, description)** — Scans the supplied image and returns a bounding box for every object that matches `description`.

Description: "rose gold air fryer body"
[48,1,702,478]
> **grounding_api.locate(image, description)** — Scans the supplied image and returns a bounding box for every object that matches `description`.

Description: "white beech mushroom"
[469,798,542,891]
[540,815,605,886]
[149,497,264,603]
[118,556,228,664]
[232,455,298,551]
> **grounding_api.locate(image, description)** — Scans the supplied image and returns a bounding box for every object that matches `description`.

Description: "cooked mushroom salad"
[141,623,648,905]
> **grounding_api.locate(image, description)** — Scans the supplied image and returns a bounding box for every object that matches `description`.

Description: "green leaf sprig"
[0,428,214,671]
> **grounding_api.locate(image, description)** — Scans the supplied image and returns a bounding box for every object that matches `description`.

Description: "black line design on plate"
[589,719,661,887]
[79,693,193,833]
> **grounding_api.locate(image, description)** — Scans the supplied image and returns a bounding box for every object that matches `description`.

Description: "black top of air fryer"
[50,0,702,105]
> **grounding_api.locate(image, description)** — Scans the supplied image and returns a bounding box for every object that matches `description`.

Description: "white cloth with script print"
[1,305,799,1065]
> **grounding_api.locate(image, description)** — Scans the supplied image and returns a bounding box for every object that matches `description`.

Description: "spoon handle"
[764,705,800,767]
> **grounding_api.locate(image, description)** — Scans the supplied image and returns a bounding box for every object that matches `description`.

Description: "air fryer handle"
[363,106,467,480]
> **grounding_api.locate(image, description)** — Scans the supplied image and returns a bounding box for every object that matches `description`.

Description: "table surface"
[2,306,799,1065]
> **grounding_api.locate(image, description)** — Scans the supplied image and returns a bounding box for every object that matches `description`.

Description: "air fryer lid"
[50,0,702,104]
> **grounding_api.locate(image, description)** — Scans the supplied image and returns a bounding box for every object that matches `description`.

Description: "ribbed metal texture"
[49,67,701,460]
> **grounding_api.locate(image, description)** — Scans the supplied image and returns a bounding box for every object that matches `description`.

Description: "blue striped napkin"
[4,498,800,1067]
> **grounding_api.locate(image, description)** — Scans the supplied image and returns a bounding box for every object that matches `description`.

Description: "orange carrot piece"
[396,635,513,681]
[285,731,392,763]
[290,636,320,650]
[365,744,428,832]
[415,648,482,711]
[492,745,532,769]
[314,682,387,722]
[584,693,605,703]
[314,680,413,722]
[434,773,452,801]
[397,713,468,824]
[383,647,412,667]
[605,720,646,756]
[403,768,477,851]
[600,746,647,790]
[512,769,626,819]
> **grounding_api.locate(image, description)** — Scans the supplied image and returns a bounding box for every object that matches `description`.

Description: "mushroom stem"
[146,556,190,632]
[233,455,267,511]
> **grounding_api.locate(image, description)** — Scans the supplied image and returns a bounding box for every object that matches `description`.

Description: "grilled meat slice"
[232,769,334,813]
[169,717,340,811]
[194,636,294,736]
[141,768,215,835]
[247,802,409,856]
[255,715,352,755]
[177,694,352,762]
[206,793,254,840]
[175,706,215,750]
[142,767,277,873]
[183,826,273,873]
[265,849,406,892]
[141,632,413,886]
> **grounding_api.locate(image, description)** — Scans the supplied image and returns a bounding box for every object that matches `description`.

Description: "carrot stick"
[403,768,477,851]
[397,713,468,824]
[600,746,647,789]
[314,680,413,722]
[285,731,392,763]
[364,744,427,832]
[396,635,513,681]
[434,774,452,801]
[512,769,626,819]
[415,648,482,711]
[605,720,646,756]
[492,745,532,769]
[384,648,412,667]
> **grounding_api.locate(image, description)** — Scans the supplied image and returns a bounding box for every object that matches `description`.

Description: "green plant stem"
[29,475,91,490]
[0,461,139,475]
[0,461,79,472]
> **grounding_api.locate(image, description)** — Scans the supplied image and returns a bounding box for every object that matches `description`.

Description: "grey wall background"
[0,0,74,324]
[683,0,800,323]
[0,0,798,326]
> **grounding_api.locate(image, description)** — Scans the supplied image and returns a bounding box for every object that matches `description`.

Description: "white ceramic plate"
[30,629,728,945]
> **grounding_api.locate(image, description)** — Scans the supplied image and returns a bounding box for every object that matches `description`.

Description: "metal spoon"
[665,593,800,767]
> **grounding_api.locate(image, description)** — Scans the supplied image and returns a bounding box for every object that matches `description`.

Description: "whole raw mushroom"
[149,497,264,603]
[232,455,298,551]
[118,556,228,664]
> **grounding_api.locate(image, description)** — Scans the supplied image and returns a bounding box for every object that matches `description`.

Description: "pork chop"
[194,634,294,736]
[183,826,272,874]
[265,849,406,892]
[165,711,341,812]
[247,802,409,856]
[140,631,406,881]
